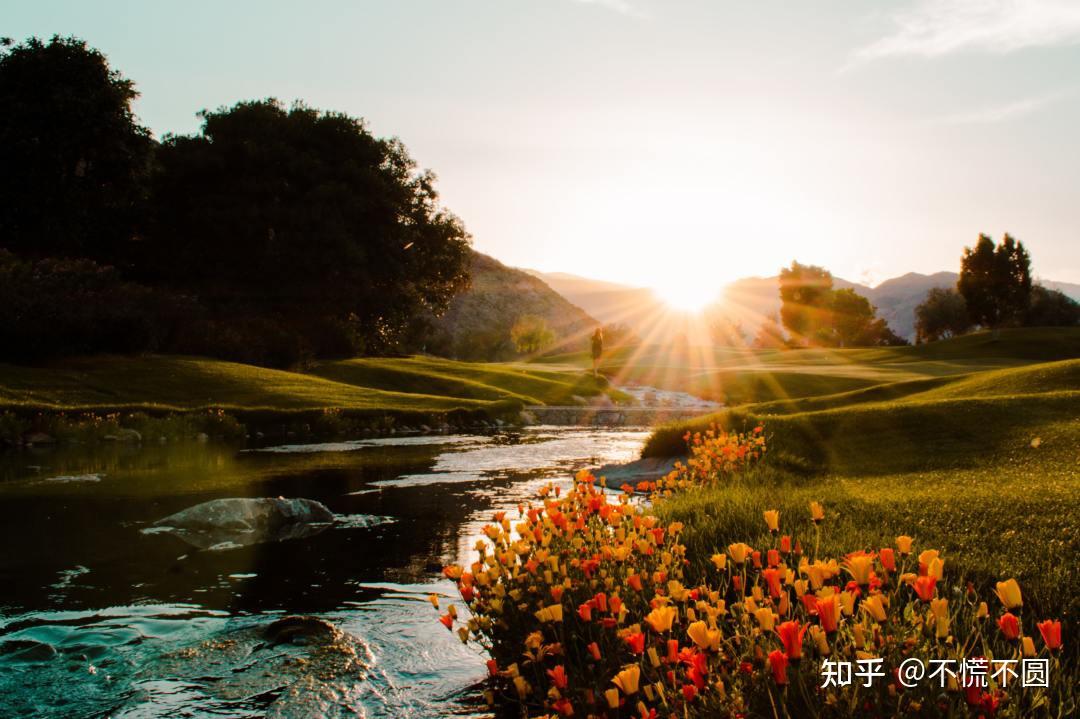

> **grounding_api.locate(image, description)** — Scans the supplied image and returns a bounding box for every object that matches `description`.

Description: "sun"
[651,281,720,314]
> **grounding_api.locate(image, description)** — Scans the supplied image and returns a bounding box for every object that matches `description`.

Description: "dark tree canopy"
[914,287,972,343]
[957,233,1031,329]
[778,261,833,345]
[1025,285,1080,328]
[144,99,472,356]
[0,36,153,262]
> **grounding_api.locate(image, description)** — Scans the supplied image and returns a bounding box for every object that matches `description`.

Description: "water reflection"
[0,426,647,717]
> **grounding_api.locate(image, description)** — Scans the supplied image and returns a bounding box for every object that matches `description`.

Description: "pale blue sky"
[7,0,1080,293]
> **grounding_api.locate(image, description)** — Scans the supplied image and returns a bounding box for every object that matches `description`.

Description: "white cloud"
[937,90,1068,123]
[571,0,647,19]
[855,0,1080,60]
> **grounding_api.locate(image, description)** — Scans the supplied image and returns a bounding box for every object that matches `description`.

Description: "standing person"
[590,327,603,378]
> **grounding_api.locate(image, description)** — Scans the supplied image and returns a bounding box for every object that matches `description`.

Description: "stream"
[0,426,649,718]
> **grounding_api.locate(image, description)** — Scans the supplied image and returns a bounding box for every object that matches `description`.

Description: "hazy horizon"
[8,0,1080,300]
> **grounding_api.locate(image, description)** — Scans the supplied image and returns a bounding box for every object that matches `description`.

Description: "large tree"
[914,287,972,343]
[957,233,1032,329]
[144,99,472,356]
[778,261,833,345]
[0,36,153,262]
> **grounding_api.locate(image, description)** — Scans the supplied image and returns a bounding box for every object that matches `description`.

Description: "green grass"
[640,329,1080,628]
[655,457,1080,631]
[0,353,628,419]
[311,355,630,406]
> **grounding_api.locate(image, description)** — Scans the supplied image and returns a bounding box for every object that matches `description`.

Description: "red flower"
[762,568,783,599]
[439,613,453,629]
[776,620,807,660]
[625,631,646,654]
[553,697,574,717]
[578,603,592,622]
[768,649,789,684]
[913,575,937,602]
[681,684,698,702]
[780,535,792,553]
[486,659,499,676]
[547,665,569,689]
[998,612,1020,640]
[666,639,679,663]
[587,641,601,660]
[1037,620,1062,651]
[627,574,644,592]
[767,549,780,567]
[879,548,896,572]
[751,551,762,569]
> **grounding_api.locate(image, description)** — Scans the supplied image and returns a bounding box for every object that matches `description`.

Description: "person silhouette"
[590,328,603,378]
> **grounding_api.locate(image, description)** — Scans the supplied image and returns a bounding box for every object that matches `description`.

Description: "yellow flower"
[667,580,688,602]
[809,501,825,523]
[428,593,439,609]
[844,555,874,585]
[754,607,776,631]
[728,542,752,564]
[976,602,988,619]
[931,598,949,639]
[612,665,641,695]
[995,579,1023,609]
[852,622,865,649]
[710,553,727,571]
[763,510,780,532]
[513,675,529,699]
[928,557,945,581]
[839,591,855,616]
[1022,636,1037,657]
[687,620,721,651]
[605,688,621,708]
[810,625,830,655]
[895,535,913,555]
[862,594,887,623]
[534,604,564,623]
[645,605,677,633]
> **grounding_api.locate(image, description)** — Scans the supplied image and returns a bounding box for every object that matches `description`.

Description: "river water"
[0,427,648,718]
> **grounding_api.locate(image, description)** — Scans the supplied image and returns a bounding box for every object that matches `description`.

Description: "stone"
[150,497,335,550]
[592,456,685,491]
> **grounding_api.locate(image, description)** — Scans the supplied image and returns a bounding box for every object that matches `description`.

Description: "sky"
[7,0,1080,299]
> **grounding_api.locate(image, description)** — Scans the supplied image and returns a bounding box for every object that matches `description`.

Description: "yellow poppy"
[612,665,641,695]
[995,579,1023,609]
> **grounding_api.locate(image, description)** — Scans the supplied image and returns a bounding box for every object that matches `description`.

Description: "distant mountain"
[428,252,598,360]
[530,268,1080,344]
[524,270,713,345]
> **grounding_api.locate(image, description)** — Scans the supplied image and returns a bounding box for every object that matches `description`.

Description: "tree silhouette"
[0,36,153,262]
[958,234,1031,329]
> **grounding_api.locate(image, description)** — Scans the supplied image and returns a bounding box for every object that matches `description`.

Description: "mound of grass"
[313,355,629,406]
[643,391,1078,468]
[0,355,496,413]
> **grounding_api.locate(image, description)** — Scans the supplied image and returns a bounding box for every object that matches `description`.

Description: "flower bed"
[435,426,1068,717]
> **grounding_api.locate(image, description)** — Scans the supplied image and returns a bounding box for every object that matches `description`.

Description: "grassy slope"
[0,353,626,415]
[311,356,629,406]
[641,329,1080,621]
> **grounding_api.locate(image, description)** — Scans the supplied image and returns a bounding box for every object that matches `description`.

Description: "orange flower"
[780,535,792,554]
[762,567,783,599]
[624,631,645,654]
[895,535,913,555]
[816,595,841,633]
[439,613,453,629]
[587,641,602,661]
[1037,620,1062,651]
[809,501,825,523]
[768,649,789,684]
[776,620,807,659]
[879,548,896,573]
[627,574,644,592]
[998,612,1020,640]
[763,510,780,533]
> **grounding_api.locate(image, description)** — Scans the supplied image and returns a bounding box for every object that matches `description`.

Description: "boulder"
[104,428,141,442]
[150,497,335,550]
[592,456,684,491]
